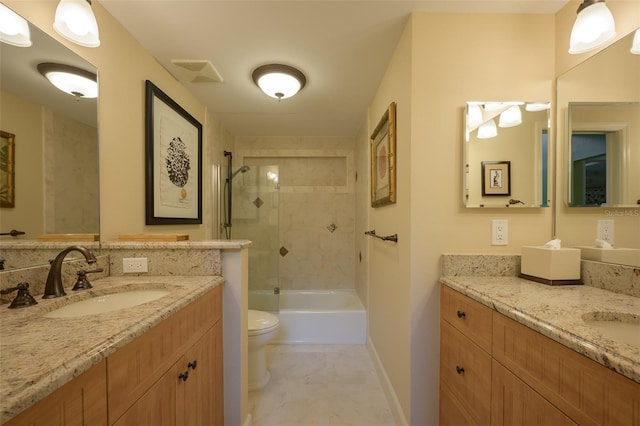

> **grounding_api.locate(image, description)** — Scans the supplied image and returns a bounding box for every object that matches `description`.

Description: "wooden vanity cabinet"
[3,361,107,426]
[440,284,640,426]
[108,285,223,426]
[440,285,493,425]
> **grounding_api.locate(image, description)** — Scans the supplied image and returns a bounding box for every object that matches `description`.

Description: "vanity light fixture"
[568,0,616,54]
[477,119,498,139]
[631,29,640,54]
[0,4,31,47]
[252,64,306,100]
[37,63,98,99]
[53,0,100,48]
[525,102,550,112]
[498,105,522,128]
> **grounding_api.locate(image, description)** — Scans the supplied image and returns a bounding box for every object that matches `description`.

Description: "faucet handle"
[1,282,38,309]
[71,268,104,291]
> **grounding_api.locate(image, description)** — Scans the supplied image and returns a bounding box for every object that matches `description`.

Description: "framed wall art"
[370,102,397,207]
[0,130,15,208]
[481,160,511,196]
[145,80,203,224]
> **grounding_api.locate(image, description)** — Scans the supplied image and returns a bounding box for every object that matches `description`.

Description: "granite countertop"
[0,275,224,423]
[440,276,640,384]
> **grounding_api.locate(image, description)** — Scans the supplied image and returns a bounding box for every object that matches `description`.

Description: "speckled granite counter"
[440,276,640,384]
[0,275,224,423]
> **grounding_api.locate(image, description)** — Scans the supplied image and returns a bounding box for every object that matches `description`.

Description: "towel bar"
[365,230,398,243]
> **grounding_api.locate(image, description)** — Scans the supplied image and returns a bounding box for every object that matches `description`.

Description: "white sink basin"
[582,312,640,348]
[44,289,171,318]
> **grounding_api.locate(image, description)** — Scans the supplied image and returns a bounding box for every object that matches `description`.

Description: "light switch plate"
[123,257,148,273]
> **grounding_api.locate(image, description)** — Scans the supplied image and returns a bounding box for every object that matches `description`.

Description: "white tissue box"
[521,246,581,281]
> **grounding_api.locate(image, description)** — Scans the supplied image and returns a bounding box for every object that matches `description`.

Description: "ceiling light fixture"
[631,29,640,54]
[568,0,616,54]
[37,63,98,99]
[252,64,306,100]
[0,4,31,47]
[525,102,551,112]
[53,0,100,48]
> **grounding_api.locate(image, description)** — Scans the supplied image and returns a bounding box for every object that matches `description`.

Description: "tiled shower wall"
[235,137,356,291]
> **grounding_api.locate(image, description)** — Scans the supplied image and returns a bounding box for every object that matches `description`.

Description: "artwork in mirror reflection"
[0,8,99,271]
[464,101,550,208]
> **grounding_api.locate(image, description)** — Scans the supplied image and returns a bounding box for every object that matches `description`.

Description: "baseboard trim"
[367,337,409,426]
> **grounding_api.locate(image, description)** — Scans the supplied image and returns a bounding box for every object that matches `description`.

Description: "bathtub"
[251,289,367,344]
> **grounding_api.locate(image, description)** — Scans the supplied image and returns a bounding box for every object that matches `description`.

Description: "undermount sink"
[44,289,171,318]
[582,312,640,348]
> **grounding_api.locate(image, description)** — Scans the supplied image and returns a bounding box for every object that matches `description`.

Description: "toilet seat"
[248,309,280,336]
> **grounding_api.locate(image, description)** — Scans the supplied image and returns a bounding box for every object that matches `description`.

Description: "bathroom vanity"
[439,278,640,425]
[0,276,224,425]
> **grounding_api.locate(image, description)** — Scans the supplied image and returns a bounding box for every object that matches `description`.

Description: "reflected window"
[571,133,607,206]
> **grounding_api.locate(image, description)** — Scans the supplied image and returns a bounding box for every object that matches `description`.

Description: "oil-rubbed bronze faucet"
[43,245,98,299]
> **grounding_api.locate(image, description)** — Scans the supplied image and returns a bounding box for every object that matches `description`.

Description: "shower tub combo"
[250,289,367,344]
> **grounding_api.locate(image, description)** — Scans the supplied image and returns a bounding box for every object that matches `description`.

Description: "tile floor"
[249,344,397,426]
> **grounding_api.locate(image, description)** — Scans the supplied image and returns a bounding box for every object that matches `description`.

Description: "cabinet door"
[179,322,224,426]
[492,360,577,426]
[441,284,493,352]
[4,361,107,426]
[112,364,178,426]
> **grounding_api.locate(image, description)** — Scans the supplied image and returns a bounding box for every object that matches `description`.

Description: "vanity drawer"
[440,320,492,425]
[493,311,640,426]
[441,284,493,352]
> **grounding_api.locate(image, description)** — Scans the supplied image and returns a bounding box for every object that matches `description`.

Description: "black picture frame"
[145,80,203,225]
[481,161,511,196]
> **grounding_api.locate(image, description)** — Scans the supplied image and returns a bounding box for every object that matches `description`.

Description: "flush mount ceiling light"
[252,64,306,100]
[631,29,640,54]
[569,0,616,54]
[37,63,98,99]
[54,0,100,48]
[0,4,31,47]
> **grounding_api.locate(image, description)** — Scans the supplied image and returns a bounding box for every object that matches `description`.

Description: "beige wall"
[0,90,45,235]
[363,13,555,424]
[7,1,209,241]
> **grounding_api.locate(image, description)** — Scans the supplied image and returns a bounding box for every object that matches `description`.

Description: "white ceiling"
[101,0,570,138]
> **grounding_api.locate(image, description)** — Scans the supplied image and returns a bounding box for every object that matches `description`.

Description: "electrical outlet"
[123,257,148,273]
[597,220,614,244]
[492,219,508,245]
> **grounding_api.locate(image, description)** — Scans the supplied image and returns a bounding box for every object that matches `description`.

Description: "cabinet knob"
[456,310,466,319]
[179,371,189,382]
[456,366,465,375]
[188,360,197,370]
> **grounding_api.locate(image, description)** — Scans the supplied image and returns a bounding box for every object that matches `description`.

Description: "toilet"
[248,309,280,390]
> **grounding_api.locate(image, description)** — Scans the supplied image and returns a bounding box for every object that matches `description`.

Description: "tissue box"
[521,246,581,284]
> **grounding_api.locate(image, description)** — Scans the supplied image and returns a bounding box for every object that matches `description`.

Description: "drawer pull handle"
[179,371,189,382]
[456,366,465,375]
[188,360,197,370]
[456,310,466,319]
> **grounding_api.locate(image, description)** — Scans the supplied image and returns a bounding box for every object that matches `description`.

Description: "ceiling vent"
[170,59,223,83]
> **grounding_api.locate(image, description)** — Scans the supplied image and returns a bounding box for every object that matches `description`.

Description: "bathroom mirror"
[464,101,550,208]
[0,10,99,270]
[556,28,640,267]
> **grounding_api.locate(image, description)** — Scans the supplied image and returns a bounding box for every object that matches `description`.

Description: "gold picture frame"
[0,130,15,208]
[370,102,397,207]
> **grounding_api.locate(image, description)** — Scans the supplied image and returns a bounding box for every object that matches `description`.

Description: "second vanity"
[440,275,640,425]
[0,275,224,425]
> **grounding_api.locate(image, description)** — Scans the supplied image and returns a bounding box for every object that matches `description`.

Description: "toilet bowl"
[248,309,280,390]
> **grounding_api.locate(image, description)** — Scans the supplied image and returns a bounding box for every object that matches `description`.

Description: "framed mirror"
[0,8,99,270]
[556,28,640,267]
[464,101,550,208]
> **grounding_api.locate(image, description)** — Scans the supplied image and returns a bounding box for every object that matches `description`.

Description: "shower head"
[230,165,250,180]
